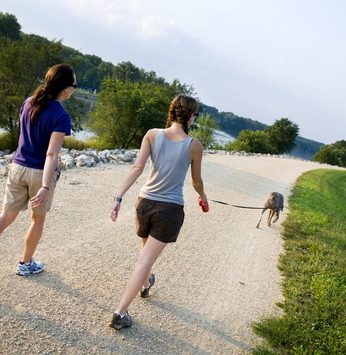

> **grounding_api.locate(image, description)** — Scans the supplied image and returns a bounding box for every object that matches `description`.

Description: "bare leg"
[140,237,151,289]
[0,209,19,234]
[21,211,46,263]
[116,236,166,315]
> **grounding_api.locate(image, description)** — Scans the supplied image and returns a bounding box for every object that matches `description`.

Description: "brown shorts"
[135,197,185,243]
[2,163,59,215]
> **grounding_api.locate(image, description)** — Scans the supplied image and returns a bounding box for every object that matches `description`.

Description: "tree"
[87,79,168,148]
[112,61,142,83]
[265,118,299,154]
[0,13,21,41]
[190,114,219,149]
[313,140,346,168]
[140,69,166,85]
[232,130,272,153]
[87,77,195,149]
[0,36,64,149]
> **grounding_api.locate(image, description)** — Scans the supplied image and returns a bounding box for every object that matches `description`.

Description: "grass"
[252,169,346,355]
[62,136,108,151]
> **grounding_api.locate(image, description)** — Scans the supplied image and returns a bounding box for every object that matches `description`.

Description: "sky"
[1,0,345,144]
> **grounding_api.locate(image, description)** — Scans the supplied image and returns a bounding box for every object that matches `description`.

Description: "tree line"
[1,12,344,167]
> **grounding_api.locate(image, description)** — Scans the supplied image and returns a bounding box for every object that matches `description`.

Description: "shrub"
[62,137,90,151]
[0,132,16,151]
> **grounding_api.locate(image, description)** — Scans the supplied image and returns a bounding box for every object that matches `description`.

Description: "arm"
[29,132,65,208]
[109,130,154,222]
[190,139,207,202]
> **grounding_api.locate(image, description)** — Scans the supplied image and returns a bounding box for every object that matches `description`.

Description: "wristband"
[42,186,50,191]
[114,196,122,203]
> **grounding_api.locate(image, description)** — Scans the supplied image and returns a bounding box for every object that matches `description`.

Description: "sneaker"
[109,311,132,330]
[16,258,44,276]
[139,274,155,298]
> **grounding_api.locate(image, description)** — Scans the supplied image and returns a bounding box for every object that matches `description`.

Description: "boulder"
[75,154,93,167]
[60,153,75,169]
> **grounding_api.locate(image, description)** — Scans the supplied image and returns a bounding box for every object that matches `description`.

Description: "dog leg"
[267,209,274,227]
[256,208,266,228]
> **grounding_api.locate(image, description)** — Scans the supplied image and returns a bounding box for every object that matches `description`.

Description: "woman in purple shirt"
[0,64,76,276]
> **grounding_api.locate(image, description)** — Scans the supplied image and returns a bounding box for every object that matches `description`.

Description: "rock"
[117,154,134,163]
[60,153,75,169]
[75,154,92,167]
[0,163,8,176]
[0,147,305,172]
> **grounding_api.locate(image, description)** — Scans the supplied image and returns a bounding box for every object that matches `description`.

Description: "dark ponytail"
[30,64,75,123]
[165,95,198,134]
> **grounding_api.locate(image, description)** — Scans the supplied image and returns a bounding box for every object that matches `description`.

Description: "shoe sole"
[109,322,132,330]
[16,268,44,276]
[140,274,155,298]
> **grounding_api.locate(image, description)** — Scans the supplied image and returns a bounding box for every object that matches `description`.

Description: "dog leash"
[210,200,265,209]
[231,204,265,209]
[210,199,229,205]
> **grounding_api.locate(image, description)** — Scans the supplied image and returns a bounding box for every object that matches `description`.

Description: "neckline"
[161,129,190,143]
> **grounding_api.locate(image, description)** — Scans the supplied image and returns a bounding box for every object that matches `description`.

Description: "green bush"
[0,132,16,151]
[62,136,114,151]
[313,140,346,168]
[62,137,90,151]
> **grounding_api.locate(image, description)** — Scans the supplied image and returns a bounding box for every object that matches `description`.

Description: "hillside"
[202,104,324,160]
[72,94,323,161]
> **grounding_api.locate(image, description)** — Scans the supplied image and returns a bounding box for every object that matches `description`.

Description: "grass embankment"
[252,169,346,355]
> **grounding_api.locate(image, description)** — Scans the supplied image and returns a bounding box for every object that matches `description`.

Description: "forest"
[0,12,333,162]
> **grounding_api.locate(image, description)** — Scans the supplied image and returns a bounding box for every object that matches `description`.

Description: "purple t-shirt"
[13,97,71,170]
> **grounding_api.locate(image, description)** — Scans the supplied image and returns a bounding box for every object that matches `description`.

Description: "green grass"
[252,169,346,355]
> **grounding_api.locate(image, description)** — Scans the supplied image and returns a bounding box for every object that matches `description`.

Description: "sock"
[20,261,31,266]
[115,312,125,318]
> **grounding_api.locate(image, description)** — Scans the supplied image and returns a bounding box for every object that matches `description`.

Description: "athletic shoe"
[16,259,44,276]
[109,312,132,330]
[140,274,155,298]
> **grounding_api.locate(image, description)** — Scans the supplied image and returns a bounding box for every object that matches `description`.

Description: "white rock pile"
[58,148,138,169]
[0,148,138,176]
[0,147,307,177]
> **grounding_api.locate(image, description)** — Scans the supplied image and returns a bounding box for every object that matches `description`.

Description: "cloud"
[137,15,175,40]
[45,0,178,43]
[43,0,131,27]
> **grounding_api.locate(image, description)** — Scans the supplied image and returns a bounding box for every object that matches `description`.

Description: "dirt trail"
[0,154,343,355]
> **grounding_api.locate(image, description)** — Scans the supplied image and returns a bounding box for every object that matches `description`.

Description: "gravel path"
[0,154,343,355]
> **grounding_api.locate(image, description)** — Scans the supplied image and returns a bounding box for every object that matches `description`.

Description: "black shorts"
[135,197,185,243]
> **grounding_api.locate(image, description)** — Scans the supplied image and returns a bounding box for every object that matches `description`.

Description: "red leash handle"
[198,196,209,212]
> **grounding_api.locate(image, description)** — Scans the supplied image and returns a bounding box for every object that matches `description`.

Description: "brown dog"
[256,192,284,228]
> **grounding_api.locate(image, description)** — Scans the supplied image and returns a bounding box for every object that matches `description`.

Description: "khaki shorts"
[135,197,185,243]
[2,163,59,215]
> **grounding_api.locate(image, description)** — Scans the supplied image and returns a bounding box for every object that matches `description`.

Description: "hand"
[198,196,209,213]
[29,187,48,208]
[109,201,121,222]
